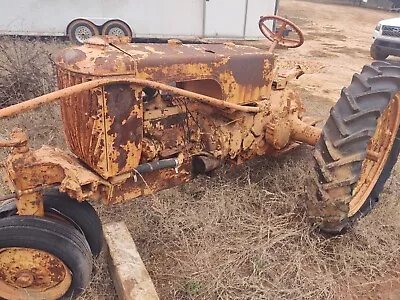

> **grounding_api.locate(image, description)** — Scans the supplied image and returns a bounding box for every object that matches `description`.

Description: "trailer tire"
[101,20,132,39]
[0,189,103,257]
[307,61,400,234]
[67,19,99,45]
[0,216,92,299]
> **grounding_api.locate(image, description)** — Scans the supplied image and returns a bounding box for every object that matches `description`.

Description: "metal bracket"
[272,65,305,90]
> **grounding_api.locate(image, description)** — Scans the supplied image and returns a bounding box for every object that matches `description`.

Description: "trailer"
[1,0,278,44]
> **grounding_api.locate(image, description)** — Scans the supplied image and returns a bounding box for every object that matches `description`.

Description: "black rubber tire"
[101,20,132,39]
[370,44,388,60]
[307,61,400,233]
[0,189,103,256]
[0,216,92,299]
[67,19,99,45]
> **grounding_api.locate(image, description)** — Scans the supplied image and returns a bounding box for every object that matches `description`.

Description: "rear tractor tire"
[307,61,400,233]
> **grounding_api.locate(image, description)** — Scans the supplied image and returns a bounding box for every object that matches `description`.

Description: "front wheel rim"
[0,247,72,300]
[349,95,400,216]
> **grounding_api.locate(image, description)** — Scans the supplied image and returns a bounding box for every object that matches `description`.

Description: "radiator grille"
[382,25,400,38]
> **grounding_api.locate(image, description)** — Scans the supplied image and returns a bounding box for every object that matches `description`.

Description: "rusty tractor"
[0,15,399,299]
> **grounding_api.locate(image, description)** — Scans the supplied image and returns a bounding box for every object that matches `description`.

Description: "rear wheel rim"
[0,247,72,300]
[349,95,400,216]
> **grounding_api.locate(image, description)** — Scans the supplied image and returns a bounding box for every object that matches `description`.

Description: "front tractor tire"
[0,189,103,256]
[308,62,400,233]
[0,216,92,299]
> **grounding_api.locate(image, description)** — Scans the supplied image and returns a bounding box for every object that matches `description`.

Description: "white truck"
[0,0,278,44]
[371,17,400,60]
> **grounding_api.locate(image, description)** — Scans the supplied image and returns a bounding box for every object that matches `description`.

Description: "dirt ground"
[277,0,397,119]
[2,0,400,299]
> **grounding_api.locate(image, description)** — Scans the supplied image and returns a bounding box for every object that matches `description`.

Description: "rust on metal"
[0,76,261,120]
[0,247,72,300]
[0,17,342,300]
[0,130,28,148]
[273,65,305,90]
[55,36,274,104]
[0,184,60,203]
[0,29,320,208]
[259,15,305,52]
[349,96,400,216]
[192,155,222,174]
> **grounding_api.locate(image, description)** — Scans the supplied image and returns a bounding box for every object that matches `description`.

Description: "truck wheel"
[67,19,99,45]
[101,20,132,39]
[0,216,92,299]
[0,189,103,256]
[307,62,400,233]
[370,44,388,60]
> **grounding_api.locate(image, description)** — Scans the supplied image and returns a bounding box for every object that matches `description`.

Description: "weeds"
[0,37,60,108]
[92,149,400,300]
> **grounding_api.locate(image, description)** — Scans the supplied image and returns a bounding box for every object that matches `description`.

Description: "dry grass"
[0,37,65,108]
[1,39,400,300]
[86,150,400,300]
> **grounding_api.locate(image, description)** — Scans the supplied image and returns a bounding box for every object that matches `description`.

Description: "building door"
[245,0,277,38]
[204,0,247,38]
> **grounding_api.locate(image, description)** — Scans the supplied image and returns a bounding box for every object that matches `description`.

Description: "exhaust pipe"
[192,156,221,174]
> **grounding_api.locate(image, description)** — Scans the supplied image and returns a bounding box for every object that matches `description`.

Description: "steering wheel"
[259,16,304,50]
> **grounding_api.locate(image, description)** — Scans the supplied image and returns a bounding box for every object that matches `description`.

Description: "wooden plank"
[103,222,159,300]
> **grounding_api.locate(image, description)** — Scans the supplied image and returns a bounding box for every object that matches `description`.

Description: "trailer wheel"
[0,216,92,299]
[101,20,132,39]
[307,62,400,234]
[67,19,99,45]
[0,189,103,257]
